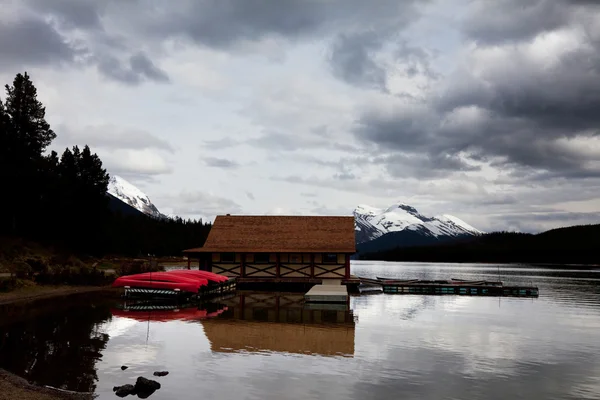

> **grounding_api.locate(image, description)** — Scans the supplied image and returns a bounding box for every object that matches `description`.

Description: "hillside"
[360,224,600,265]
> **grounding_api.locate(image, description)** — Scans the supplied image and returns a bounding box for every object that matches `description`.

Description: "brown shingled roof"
[184,215,356,253]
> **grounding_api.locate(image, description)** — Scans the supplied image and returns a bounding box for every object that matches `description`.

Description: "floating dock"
[359,277,539,297]
[305,284,349,303]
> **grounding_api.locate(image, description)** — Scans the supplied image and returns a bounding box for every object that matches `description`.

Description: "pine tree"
[55,145,110,253]
[79,145,109,195]
[0,98,10,230]
[3,72,56,156]
[38,151,61,237]
[0,72,56,233]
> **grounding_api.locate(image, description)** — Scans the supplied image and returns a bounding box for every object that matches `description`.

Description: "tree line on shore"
[360,225,600,265]
[0,72,210,257]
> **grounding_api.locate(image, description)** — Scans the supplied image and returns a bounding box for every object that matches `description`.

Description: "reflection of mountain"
[200,293,356,357]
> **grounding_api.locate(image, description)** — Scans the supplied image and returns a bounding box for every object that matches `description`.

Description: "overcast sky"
[1,0,599,233]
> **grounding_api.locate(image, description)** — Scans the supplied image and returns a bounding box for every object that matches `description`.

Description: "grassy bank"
[0,237,189,299]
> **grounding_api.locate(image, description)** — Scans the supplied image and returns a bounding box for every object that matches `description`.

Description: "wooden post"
[310,254,315,278]
[206,253,213,273]
[276,253,280,278]
[344,254,350,279]
[239,294,245,320]
[241,253,245,278]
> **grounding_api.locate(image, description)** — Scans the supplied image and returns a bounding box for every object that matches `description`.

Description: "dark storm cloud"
[18,0,423,88]
[329,31,388,91]
[96,52,169,85]
[383,153,480,179]
[140,0,423,49]
[462,0,569,45]
[21,0,422,49]
[0,18,80,68]
[28,0,102,30]
[5,1,168,85]
[355,0,600,180]
[203,157,240,169]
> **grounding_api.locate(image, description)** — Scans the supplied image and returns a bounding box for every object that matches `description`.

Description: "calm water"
[1,261,600,400]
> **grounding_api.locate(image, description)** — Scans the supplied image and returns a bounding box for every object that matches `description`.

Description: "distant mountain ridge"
[107,175,165,219]
[354,202,483,254]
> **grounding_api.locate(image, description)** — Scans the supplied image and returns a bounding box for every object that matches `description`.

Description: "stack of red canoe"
[111,269,229,294]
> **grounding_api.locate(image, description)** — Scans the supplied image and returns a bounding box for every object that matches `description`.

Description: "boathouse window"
[280,253,305,263]
[254,253,270,263]
[220,252,236,262]
[323,253,338,263]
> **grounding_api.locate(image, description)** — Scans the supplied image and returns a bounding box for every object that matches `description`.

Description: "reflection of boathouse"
[200,292,356,357]
[183,215,356,283]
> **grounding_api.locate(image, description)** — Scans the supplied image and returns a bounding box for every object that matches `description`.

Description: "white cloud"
[104,149,173,177]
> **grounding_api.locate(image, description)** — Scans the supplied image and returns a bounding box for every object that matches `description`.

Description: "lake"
[1,261,600,400]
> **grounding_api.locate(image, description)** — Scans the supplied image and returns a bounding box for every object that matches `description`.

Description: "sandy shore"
[0,285,120,399]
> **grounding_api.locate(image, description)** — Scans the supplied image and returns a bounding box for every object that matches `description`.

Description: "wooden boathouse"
[183,215,356,283]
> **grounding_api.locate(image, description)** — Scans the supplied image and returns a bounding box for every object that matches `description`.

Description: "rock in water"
[121,365,128,371]
[113,384,135,397]
[153,371,169,377]
[134,376,161,398]
[135,377,161,390]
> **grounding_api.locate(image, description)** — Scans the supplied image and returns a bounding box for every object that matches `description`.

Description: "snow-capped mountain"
[354,202,483,253]
[107,175,163,219]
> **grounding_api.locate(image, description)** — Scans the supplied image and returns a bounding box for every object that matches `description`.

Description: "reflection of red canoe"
[111,270,228,294]
[111,306,228,322]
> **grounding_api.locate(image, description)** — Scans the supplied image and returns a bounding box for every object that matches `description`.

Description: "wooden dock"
[305,284,349,303]
[359,277,539,297]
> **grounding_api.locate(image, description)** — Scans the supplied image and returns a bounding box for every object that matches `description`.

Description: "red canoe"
[111,269,231,294]
[167,269,230,283]
[112,271,209,294]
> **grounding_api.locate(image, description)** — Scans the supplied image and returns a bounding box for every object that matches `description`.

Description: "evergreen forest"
[360,225,600,265]
[0,72,211,257]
